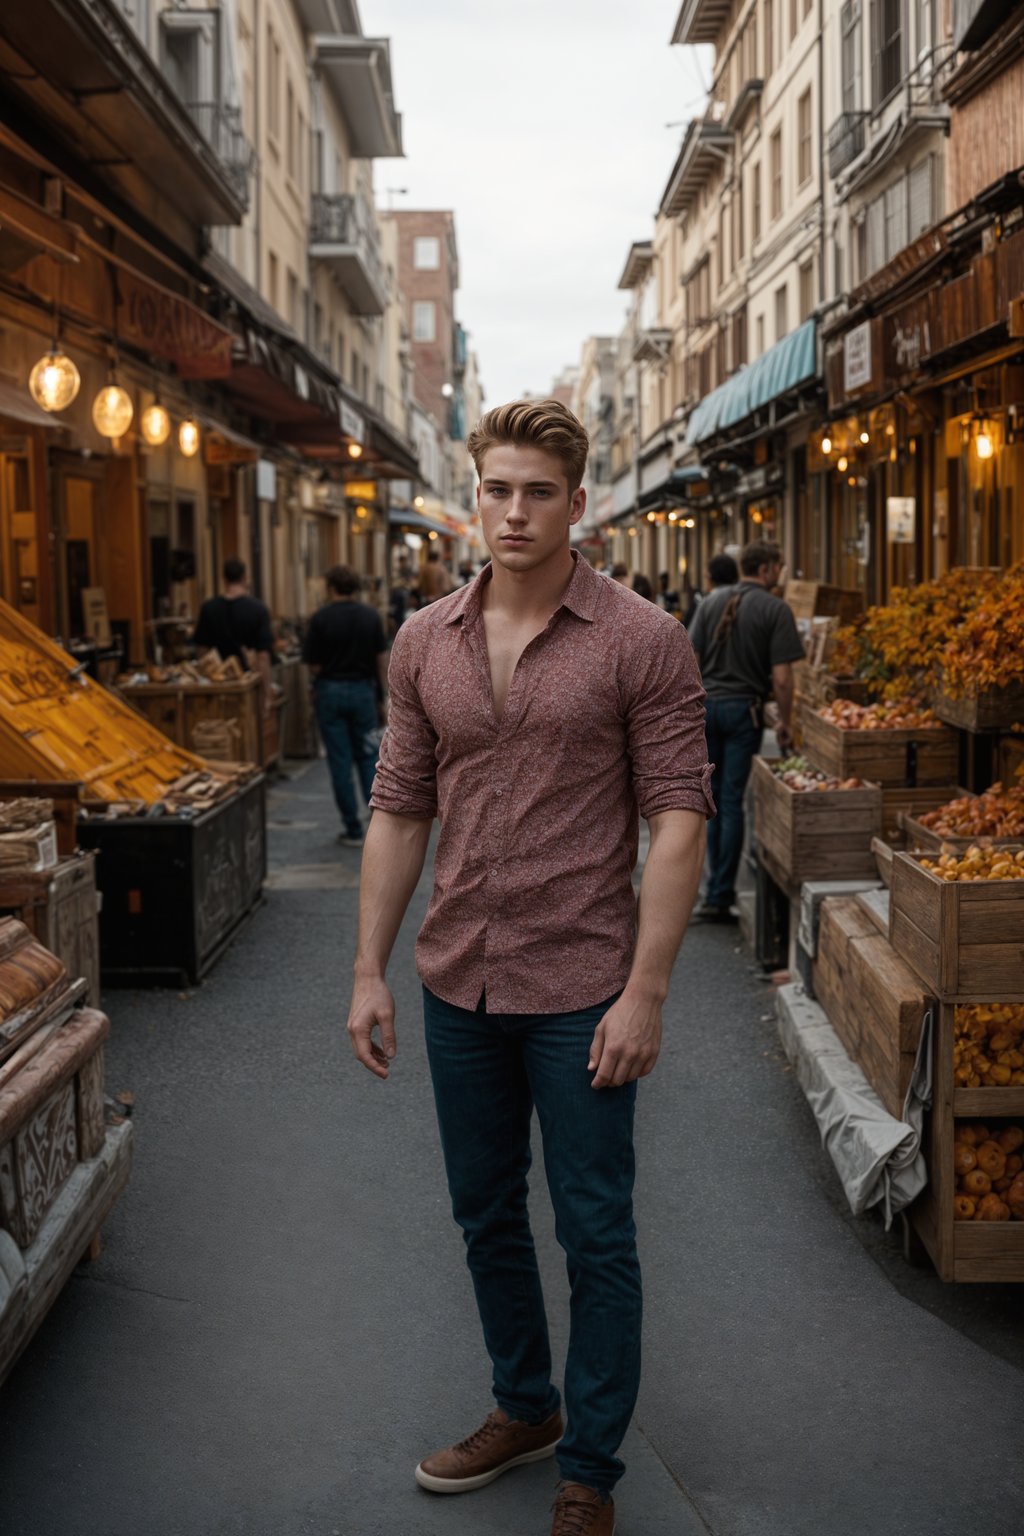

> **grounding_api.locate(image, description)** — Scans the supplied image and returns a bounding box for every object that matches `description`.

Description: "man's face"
[476,444,585,573]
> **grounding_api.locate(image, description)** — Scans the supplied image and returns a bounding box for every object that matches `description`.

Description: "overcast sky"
[365,0,712,407]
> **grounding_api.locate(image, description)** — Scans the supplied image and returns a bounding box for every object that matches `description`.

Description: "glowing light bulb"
[140,403,171,446]
[859,430,870,445]
[92,382,134,438]
[646,511,656,522]
[821,436,832,455]
[837,455,848,472]
[29,349,80,412]
[348,442,363,459]
[178,417,200,457]
[976,431,993,460]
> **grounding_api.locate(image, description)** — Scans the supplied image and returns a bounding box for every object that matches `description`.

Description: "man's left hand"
[588,992,663,1089]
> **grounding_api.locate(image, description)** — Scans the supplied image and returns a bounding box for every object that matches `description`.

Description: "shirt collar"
[443,550,598,627]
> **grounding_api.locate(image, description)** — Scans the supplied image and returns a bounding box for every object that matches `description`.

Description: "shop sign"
[887,496,916,544]
[889,316,931,373]
[340,401,365,443]
[117,269,234,378]
[844,322,873,392]
[345,481,378,501]
[205,432,259,466]
[256,459,277,501]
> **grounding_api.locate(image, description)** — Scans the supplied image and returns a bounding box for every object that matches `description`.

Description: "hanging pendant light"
[178,416,200,457]
[140,401,171,446]
[29,345,80,412]
[93,373,134,438]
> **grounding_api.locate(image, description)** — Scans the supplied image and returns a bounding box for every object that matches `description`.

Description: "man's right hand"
[346,977,397,1079]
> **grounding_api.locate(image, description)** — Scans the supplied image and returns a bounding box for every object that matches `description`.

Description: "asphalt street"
[1,757,1023,1536]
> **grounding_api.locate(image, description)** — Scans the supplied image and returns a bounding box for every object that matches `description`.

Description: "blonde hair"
[466,399,590,492]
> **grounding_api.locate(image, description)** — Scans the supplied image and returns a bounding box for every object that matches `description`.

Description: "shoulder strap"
[704,584,753,668]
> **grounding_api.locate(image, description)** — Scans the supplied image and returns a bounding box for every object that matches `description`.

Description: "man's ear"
[569,486,587,526]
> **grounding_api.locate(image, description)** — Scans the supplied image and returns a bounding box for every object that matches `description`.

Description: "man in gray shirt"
[688,539,805,921]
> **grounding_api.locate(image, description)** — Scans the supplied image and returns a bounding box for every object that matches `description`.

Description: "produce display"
[919,846,1024,882]
[953,1005,1024,1088]
[917,783,1024,840]
[953,1121,1024,1221]
[830,562,1024,700]
[769,755,866,792]
[817,698,941,730]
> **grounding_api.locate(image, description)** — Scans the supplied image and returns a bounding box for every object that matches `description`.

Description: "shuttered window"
[884,178,907,261]
[870,0,903,106]
[841,0,863,114]
[908,156,934,239]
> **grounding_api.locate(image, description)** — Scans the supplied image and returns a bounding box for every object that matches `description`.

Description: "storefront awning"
[685,320,818,447]
[0,378,68,431]
[389,508,453,537]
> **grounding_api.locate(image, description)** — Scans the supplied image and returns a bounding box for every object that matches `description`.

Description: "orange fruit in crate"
[997,1127,1024,1155]
[976,1194,1011,1221]
[954,1144,977,1177]
[975,1142,1008,1179]
[963,1169,992,1198]
[953,1195,976,1220]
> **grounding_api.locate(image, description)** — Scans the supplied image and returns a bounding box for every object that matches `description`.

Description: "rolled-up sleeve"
[626,622,716,821]
[370,622,439,819]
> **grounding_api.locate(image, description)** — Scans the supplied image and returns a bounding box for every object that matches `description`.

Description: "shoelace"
[551,1490,601,1535]
[454,1411,503,1455]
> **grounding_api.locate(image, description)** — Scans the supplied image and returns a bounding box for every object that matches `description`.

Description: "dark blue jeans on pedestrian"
[422,986,641,1496]
[704,694,763,909]
[313,678,378,838]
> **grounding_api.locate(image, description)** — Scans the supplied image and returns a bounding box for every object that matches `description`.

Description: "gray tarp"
[776,983,932,1227]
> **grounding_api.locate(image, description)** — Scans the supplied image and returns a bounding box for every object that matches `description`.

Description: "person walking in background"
[688,539,804,922]
[420,547,455,603]
[302,565,388,848]
[630,572,655,601]
[193,557,275,714]
[609,561,630,585]
[706,551,740,591]
[347,398,712,1535]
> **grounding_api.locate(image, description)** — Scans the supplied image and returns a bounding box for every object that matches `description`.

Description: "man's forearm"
[625,811,706,1002]
[772,666,794,730]
[354,810,432,979]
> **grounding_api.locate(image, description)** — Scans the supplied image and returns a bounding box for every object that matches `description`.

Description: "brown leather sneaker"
[415,1405,563,1493]
[550,1481,616,1535]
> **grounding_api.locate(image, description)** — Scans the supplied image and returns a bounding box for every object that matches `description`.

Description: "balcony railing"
[186,102,256,210]
[827,110,869,178]
[310,193,387,316]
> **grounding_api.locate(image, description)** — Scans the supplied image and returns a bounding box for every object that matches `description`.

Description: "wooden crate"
[877,784,964,847]
[801,709,959,788]
[751,756,882,885]
[122,678,263,766]
[998,734,1024,787]
[784,580,865,626]
[908,1002,1024,1281]
[932,678,1024,734]
[0,855,100,1006]
[900,801,1021,854]
[889,849,1024,1001]
[811,897,876,1043]
[844,932,932,1119]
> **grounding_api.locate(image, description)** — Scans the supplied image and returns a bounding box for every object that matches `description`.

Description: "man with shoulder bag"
[687,539,805,922]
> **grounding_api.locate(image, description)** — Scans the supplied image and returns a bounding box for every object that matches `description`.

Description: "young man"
[346,399,712,1535]
[688,539,804,922]
[302,565,388,848]
[193,557,274,713]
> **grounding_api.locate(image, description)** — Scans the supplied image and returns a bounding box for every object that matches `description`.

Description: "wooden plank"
[932,678,1024,733]
[802,711,958,787]
[889,849,1024,1000]
[751,756,882,885]
[954,1086,1024,1116]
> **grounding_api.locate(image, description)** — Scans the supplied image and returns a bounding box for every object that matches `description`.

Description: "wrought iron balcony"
[827,111,869,179]
[310,192,387,316]
[186,102,256,211]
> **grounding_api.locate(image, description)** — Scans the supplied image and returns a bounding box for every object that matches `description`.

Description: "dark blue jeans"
[422,987,641,1495]
[313,678,378,837]
[704,694,763,909]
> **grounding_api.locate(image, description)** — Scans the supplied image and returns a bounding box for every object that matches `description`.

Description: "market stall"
[118,657,285,771]
[0,598,266,987]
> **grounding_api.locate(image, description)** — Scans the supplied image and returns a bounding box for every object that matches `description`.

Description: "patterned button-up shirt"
[370,553,714,1013]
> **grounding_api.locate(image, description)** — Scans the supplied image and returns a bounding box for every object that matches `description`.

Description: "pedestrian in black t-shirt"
[302,565,388,847]
[688,539,805,922]
[193,558,275,714]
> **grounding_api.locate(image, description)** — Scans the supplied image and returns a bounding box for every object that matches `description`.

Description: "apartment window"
[802,0,812,18]
[413,301,436,342]
[752,162,762,242]
[884,177,908,260]
[336,333,345,377]
[297,111,306,191]
[789,0,798,40]
[914,0,934,60]
[871,0,903,106]
[841,1,863,115]
[774,283,788,341]
[798,257,815,320]
[286,80,296,180]
[414,236,441,270]
[717,206,727,289]
[268,251,279,312]
[763,0,774,78]
[770,130,782,221]
[267,29,281,141]
[737,169,746,259]
[855,217,868,282]
[287,269,300,331]
[867,197,885,274]
[908,155,936,238]
[756,313,766,355]
[797,89,812,187]
[160,9,217,108]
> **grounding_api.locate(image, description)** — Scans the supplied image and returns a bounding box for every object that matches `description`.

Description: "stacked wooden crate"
[889,848,1024,1281]
[0,918,132,1385]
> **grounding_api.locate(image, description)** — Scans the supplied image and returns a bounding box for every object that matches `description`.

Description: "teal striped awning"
[685,320,818,447]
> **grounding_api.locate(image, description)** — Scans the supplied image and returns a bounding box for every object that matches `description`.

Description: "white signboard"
[844,322,872,393]
[887,496,916,544]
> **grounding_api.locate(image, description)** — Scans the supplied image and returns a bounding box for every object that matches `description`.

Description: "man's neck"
[484,548,576,621]
[223,584,247,599]
[741,575,770,589]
